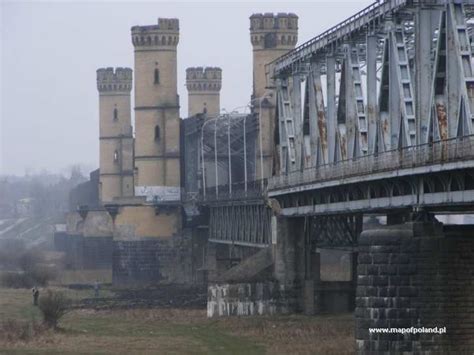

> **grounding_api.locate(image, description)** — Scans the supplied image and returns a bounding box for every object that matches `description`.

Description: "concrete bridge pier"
[274,216,320,315]
[355,218,474,353]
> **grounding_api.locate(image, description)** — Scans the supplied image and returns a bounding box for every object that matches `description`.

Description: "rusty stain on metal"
[436,102,448,141]
[466,82,474,102]
[367,104,375,116]
[317,110,327,151]
[362,132,368,145]
[382,118,389,134]
[436,101,448,161]
[340,134,347,159]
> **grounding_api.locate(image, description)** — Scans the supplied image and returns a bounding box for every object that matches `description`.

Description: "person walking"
[94,280,100,298]
[32,287,39,306]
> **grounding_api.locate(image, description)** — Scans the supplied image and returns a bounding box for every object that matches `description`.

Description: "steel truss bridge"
[205,0,474,249]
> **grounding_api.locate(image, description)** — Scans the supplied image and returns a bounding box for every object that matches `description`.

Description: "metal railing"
[268,135,474,190]
[201,179,267,202]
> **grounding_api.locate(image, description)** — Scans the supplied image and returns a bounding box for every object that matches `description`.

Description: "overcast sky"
[1,0,373,176]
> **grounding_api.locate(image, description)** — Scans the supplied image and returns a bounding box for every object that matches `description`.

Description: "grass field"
[0,287,355,354]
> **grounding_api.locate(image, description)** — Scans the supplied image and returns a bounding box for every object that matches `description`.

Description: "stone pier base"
[112,237,193,286]
[54,233,112,269]
[356,222,474,353]
[207,282,297,317]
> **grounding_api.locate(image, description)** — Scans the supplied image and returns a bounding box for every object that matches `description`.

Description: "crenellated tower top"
[97,67,133,93]
[249,13,298,49]
[131,18,180,50]
[186,67,222,92]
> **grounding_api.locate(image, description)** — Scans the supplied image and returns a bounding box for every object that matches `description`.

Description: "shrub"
[38,289,72,329]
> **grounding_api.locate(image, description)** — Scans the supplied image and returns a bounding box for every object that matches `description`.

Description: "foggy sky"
[1,0,373,176]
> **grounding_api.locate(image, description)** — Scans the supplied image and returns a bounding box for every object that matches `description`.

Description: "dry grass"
[218,313,355,354]
[0,287,355,354]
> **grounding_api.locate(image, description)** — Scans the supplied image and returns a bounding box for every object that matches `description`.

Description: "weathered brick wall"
[82,236,113,269]
[54,233,112,269]
[356,222,474,353]
[112,234,193,286]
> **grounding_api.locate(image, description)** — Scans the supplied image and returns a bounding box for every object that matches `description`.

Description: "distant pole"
[201,118,213,198]
[243,114,248,193]
[227,114,232,195]
[214,117,218,197]
[258,96,268,188]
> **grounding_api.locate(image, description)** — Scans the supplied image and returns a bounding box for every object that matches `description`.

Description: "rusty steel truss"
[208,202,272,247]
[206,0,474,248]
[273,0,474,173]
[266,0,474,218]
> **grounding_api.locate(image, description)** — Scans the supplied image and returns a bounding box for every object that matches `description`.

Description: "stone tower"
[97,67,134,203]
[185,67,222,117]
[131,18,181,193]
[249,13,298,178]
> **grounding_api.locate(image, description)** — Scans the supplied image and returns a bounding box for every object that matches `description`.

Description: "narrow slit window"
[154,68,160,84]
[114,150,119,163]
[113,108,118,121]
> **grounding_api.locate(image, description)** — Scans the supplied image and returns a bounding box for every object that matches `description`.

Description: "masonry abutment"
[273,216,316,314]
[355,220,474,353]
[108,18,188,287]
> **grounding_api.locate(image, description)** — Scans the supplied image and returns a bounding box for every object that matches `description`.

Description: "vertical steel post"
[327,55,336,163]
[367,34,378,154]
[415,7,434,144]
[201,119,208,198]
[292,73,303,170]
[308,63,318,166]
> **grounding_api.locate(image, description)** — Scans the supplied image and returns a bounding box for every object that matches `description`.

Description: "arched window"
[154,125,160,141]
[154,68,160,84]
[113,108,118,121]
[114,150,119,163]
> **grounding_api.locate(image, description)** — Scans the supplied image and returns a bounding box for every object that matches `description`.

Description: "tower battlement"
[131,18,179,49]
[249,13,298,49]
[97,67,132,93]
[186,67,222,92]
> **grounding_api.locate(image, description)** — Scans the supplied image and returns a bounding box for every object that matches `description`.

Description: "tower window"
[114,150,119,163]
[264,33,277,49]
[113,108,118,121]
[154,125,161,141]
[154,68,160,84]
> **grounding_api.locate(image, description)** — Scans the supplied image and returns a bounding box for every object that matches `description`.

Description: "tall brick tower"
[131,19,181,195]
[96,67,134,203]
[185,67,222,117]
[249,13,298,178]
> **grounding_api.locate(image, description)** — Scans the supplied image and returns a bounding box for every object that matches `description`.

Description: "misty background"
[1,0,373,176]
